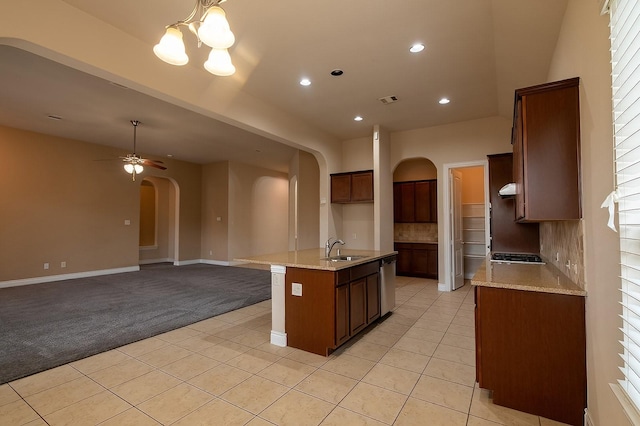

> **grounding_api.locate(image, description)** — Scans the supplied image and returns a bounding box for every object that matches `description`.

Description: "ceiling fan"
[121,120,167,181]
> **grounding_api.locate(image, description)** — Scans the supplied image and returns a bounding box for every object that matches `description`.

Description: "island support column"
[270,265,287,346]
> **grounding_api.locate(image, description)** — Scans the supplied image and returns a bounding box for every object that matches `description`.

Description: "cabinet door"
[427,245,438,278]
[331,174,351,203]
[395,245,412,276]
[514,78,581,222]
[411,247,430,276]
[351,171,374,202]
[414,181,431,222]
[513,100,526,221]
[366,273,380,323]
[399,182,415,222]
[349,278,367,335]
[393,183,402,222]
[429,180,438,223]
[335,284,350,346]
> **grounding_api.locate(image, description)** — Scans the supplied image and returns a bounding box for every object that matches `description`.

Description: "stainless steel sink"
[324,255,368,262]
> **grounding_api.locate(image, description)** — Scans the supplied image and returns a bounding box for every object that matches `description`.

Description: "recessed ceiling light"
[331,69,344,76]
[410,43,425,53]
[47,115,62,121]
[300,78,311,86]
[439,98,450,104]
[167,154,173,158]
[354,116,363,121]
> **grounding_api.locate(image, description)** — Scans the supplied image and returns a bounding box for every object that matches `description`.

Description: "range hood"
[498,183,516,197]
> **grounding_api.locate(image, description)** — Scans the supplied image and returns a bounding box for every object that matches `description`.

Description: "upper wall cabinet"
[393,180,437,223]
[331,170,374,203]
[512,77,581,222]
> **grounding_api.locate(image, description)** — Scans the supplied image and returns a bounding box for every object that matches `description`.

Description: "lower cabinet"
[286,261,380,356]
[395,242,438,278]
[474,286,586,426]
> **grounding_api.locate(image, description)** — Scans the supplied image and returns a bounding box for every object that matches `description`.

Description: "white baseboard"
[438,282,449,292]
[0,259,256,288]
[138,258,173,265]
[174,259,205,266]
[0,266,140,288]
[270,331,287,347]
[199,259,233,266]
[584,408,595,426]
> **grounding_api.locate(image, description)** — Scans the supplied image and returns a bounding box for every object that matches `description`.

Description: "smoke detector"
[378,95,399,105]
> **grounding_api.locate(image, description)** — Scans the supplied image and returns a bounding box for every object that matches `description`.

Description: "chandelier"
[153,0,236,76]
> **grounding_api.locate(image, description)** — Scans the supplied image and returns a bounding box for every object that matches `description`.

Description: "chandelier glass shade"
[153,0,236,76]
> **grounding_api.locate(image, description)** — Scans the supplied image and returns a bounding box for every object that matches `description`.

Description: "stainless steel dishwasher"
[380,255,397,315]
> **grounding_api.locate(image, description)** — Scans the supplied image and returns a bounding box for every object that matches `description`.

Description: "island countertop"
[471,256,586,296]
[235,248,397,271]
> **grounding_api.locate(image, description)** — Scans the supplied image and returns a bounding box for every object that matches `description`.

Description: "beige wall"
[201,162,230,262]
[393,158,438,181]
[546,0,626,424]
[0,125,203,282]
[289,151,320,250]
[227,161,289,260]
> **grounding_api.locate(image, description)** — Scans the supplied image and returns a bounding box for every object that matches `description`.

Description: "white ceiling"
[0,0,568,172]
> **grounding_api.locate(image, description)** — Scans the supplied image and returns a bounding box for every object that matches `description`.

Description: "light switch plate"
[292,282,302,297]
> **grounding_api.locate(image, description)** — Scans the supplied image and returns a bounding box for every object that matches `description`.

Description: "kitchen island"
[471,257,586,426]
[236,248,397,356]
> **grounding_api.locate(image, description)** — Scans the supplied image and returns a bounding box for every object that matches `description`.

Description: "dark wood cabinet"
[331,170,374,203]
[393,180,437,223]
[512,77,581,222]
[349,278,367,335]
[488,153,540,254]
[366,273,380,323]
[285,261,380,356]
[335,283,349,346]
[475,285,586,426]
[394,242,438,278]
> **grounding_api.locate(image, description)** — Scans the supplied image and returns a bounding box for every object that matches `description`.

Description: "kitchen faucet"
[325,237,345,258]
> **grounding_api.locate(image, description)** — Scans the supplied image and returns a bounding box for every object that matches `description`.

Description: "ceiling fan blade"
[141,159,167,170]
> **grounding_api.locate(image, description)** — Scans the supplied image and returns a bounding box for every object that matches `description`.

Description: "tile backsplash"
[540,220,584,289]
[394,223,438,242]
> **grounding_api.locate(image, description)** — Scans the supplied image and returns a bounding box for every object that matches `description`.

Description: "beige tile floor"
[0,276,571,425]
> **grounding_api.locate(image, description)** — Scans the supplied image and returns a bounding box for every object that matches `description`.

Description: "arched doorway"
[138,176,179,265]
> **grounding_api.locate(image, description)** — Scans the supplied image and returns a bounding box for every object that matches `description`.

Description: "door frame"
[441,160,490,292]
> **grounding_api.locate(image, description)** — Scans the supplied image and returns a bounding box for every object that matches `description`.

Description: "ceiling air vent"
[378,95,399,105]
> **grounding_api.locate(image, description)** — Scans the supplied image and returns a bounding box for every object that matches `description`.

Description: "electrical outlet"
[209,250,213,256]
[44,263,49,270]
[61,261,66,268]
[292,282,303,297]
[353,233,357,240]
[555,252,560,262]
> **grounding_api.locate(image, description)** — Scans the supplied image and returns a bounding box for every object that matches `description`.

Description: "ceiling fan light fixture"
[153,27,189,65]
[124,163,134,174]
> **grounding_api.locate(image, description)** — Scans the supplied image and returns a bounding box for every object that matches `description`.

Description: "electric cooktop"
[490,252,545,264]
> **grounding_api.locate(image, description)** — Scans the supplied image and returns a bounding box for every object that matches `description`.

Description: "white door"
[450,169,464,290]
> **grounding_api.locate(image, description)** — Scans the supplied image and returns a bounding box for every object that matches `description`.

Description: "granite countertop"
[471,256,586,296]
[235,248,397,271]
[394,240,438,244]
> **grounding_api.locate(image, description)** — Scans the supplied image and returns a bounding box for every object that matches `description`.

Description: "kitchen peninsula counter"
[236,248,397,356]
[236,248,396,271]
[471,256,586,296]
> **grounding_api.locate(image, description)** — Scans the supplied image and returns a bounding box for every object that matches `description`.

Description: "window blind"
[612,0,640,419]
